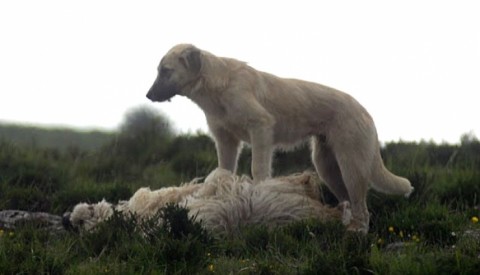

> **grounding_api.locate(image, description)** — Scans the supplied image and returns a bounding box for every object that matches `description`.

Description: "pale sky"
[0,0,479,143]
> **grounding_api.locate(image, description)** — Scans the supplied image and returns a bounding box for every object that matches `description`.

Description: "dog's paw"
[346,219,369,235]
[204,168,233,183]
[404,186,415,198]
[337,201,352,226]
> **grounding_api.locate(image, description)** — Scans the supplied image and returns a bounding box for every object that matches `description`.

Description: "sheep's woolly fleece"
[65,169,352,234]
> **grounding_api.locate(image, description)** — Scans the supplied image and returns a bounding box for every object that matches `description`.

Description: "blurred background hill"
[0,123,113,152]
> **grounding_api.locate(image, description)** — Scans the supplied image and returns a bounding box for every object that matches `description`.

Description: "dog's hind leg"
[332,139,374,234]
[311,136,350,203]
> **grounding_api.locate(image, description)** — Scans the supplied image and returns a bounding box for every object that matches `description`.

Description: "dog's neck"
[179,54,247,116]
[183,80,226,118]
[179,77,204,98]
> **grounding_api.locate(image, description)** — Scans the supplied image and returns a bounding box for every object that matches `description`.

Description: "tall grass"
[1,122,480,273]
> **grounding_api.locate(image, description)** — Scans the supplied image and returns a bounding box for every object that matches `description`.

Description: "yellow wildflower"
[472,216,479,224]
[412,235,420,242]
[9,232,14,238]
[208,264,214,272]
[399,231,404,238]
[388,226,395,233]
[377,238,384,245]
[0,229,4,237]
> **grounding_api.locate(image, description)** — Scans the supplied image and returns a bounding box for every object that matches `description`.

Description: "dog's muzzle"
[146,81,178,102]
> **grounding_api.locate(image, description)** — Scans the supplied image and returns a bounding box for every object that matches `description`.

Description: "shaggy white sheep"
[63,169,352,234]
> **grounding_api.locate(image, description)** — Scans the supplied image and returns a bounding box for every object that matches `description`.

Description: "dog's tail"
[370,160,414,198]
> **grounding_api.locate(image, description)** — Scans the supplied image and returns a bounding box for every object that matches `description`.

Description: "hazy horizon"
[1,109,477,145]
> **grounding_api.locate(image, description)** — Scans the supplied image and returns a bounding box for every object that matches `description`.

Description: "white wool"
[67,168,351,234]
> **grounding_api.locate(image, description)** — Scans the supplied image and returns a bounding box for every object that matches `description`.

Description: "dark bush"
[0,142,66,193]
[0,187,50,212]
[91,106,175,181]
[167,134,217,179]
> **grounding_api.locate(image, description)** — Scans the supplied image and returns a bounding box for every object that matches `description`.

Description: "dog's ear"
[179,46,201,74]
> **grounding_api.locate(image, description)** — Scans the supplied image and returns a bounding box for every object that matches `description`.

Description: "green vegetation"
[1,107,479,274]
[0,123,113,152]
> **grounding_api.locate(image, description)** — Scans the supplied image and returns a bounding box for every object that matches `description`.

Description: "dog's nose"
[62,212,73,230]
[146,88,156,101]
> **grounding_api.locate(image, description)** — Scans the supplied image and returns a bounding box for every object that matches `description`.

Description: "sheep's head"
[62,199,114,231]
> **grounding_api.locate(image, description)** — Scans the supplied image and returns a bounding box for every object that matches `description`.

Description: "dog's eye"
[160,67,173,79]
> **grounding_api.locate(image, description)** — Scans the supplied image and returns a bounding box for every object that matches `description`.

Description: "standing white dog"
[146,44,413,233]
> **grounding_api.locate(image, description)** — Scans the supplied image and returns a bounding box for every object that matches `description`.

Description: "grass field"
[1,121,479,274]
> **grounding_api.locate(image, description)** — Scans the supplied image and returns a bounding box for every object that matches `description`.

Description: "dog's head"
[146,44,202,102]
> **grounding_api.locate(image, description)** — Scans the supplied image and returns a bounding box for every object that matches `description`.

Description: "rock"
[0,210,64,232]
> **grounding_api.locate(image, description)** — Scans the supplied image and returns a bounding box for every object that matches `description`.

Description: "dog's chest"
[210,115,252,142]
[194,99,249,141]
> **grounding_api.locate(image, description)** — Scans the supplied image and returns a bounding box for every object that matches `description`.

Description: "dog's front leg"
[250,127,274,182]
[210,125,242,173]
